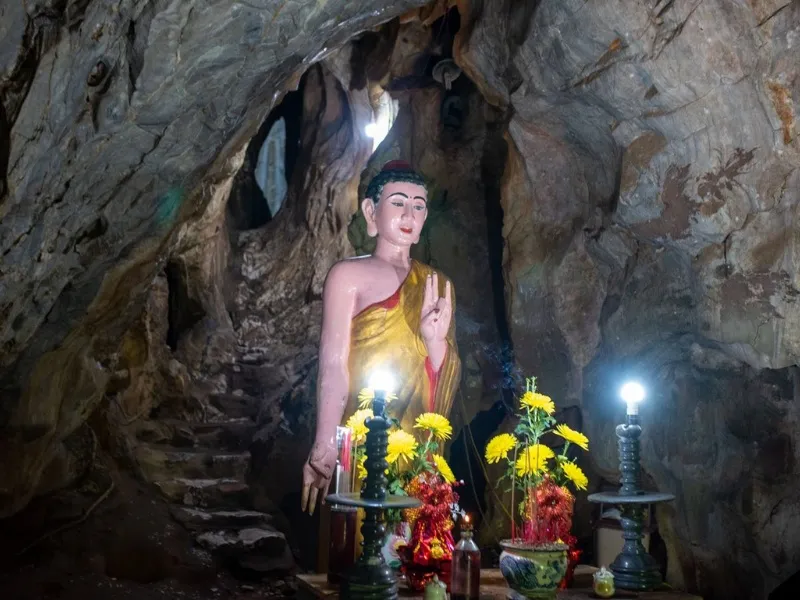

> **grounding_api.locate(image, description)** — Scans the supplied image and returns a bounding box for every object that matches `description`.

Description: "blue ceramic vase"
[499,540,568,600]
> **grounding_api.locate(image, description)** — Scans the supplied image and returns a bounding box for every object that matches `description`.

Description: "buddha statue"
[301,161,461,514]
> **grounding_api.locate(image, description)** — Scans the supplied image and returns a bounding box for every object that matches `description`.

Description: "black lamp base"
[610,552,664,591]
[340,563,399,600]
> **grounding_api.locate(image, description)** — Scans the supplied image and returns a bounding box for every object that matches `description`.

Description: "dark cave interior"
[1,1,799,600]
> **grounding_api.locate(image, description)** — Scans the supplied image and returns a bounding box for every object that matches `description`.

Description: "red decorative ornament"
[560,546,583,589]
[522,477,575,545]
[397,473,461,591]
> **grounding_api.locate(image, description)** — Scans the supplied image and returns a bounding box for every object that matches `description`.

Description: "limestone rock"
[0,0,430,518]
[458,1,800,598]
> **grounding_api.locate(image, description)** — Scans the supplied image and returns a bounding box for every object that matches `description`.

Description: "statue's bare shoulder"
[327,256,412,314]
[327,256,375,288]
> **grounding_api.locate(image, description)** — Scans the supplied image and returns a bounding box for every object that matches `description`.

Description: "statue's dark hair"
[364,160,427,202]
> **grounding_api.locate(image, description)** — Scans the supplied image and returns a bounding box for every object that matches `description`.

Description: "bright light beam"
[368,370,395,395]
[620,381,645,415]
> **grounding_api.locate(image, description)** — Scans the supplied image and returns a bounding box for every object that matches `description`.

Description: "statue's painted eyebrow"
[387,191,427,203]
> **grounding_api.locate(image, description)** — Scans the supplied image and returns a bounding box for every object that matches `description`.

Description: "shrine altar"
[296,568,703,600]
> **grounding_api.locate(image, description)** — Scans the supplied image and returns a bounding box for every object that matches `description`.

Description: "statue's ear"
[362,198,378,238]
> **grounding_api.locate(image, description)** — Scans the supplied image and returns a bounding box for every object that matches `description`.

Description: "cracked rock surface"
[456,1,798,598]
[0,0,428,517]
[1,1,799,599]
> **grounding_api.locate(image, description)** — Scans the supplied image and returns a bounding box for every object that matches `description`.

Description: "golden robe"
[344,259,461,425]
[318,260,461,570]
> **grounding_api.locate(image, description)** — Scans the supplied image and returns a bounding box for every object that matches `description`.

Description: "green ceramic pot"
[499,540,568,600]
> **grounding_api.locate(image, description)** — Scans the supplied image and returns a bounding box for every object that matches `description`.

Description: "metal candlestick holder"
[326,391,421,600]
[588,412,674,591]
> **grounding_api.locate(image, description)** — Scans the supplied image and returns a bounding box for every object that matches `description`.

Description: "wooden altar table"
[296,568,703,600]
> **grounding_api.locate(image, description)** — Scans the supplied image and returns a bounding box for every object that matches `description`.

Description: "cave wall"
[0,0,432,518]
[1,0,799,596]
[455,0,799,598]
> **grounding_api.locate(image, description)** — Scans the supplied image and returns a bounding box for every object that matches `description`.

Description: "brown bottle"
[450,518,480,600]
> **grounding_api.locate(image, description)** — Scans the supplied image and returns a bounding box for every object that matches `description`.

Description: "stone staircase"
[133,395,293,574]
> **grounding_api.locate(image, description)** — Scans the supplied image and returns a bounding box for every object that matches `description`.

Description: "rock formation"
[1,1,799,599]
[454,1,799,598]
[0,0,431,517]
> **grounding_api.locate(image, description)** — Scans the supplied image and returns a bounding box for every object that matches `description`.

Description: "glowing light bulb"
[368,370,395,395]
[364,122,378,138]
[620,381,645,415]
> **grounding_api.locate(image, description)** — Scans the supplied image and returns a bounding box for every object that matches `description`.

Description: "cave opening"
[226,84,304,231]
[164,260,205,352]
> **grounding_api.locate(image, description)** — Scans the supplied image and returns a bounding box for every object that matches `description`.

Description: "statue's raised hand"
[301,440,337,515]
[420,273,452,344]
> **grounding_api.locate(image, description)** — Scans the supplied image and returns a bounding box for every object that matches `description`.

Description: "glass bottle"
[327,426,358,584]
[450,517,480,600]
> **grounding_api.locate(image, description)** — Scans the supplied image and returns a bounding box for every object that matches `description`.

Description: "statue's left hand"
[420,273,452,344]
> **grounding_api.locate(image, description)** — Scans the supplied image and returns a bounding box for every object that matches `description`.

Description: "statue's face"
[365,181,428,245]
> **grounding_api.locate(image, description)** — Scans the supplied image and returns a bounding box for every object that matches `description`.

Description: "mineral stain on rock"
[696,148,756,217]
[767,80,795,145]
[620,131,668,194]
[634,163,693,239]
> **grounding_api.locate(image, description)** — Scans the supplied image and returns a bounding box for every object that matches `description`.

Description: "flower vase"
[499,540,568,600]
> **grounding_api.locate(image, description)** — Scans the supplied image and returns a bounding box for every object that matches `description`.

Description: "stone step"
[207,394,260,419]
[136,418,257,451]
[153,478,250,508]
[169,506,273,531]
[196,527,289,562]
[178,419,257,451]
[135,444,250,482]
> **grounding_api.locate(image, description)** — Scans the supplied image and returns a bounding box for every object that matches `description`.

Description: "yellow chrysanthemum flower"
[515,444,555,477]
[357,387,397,409]
[561,461,588,491]
[485,433,518,464]
[357,455,367,480]
[520,391,555,415]
[553,424,589,451]
[345,409,373,444]
[432,454,456,483]
[414,412,453,440]
[387,430,417,464]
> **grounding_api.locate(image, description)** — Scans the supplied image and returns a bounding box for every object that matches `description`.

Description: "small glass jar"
[593,566,615,598]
